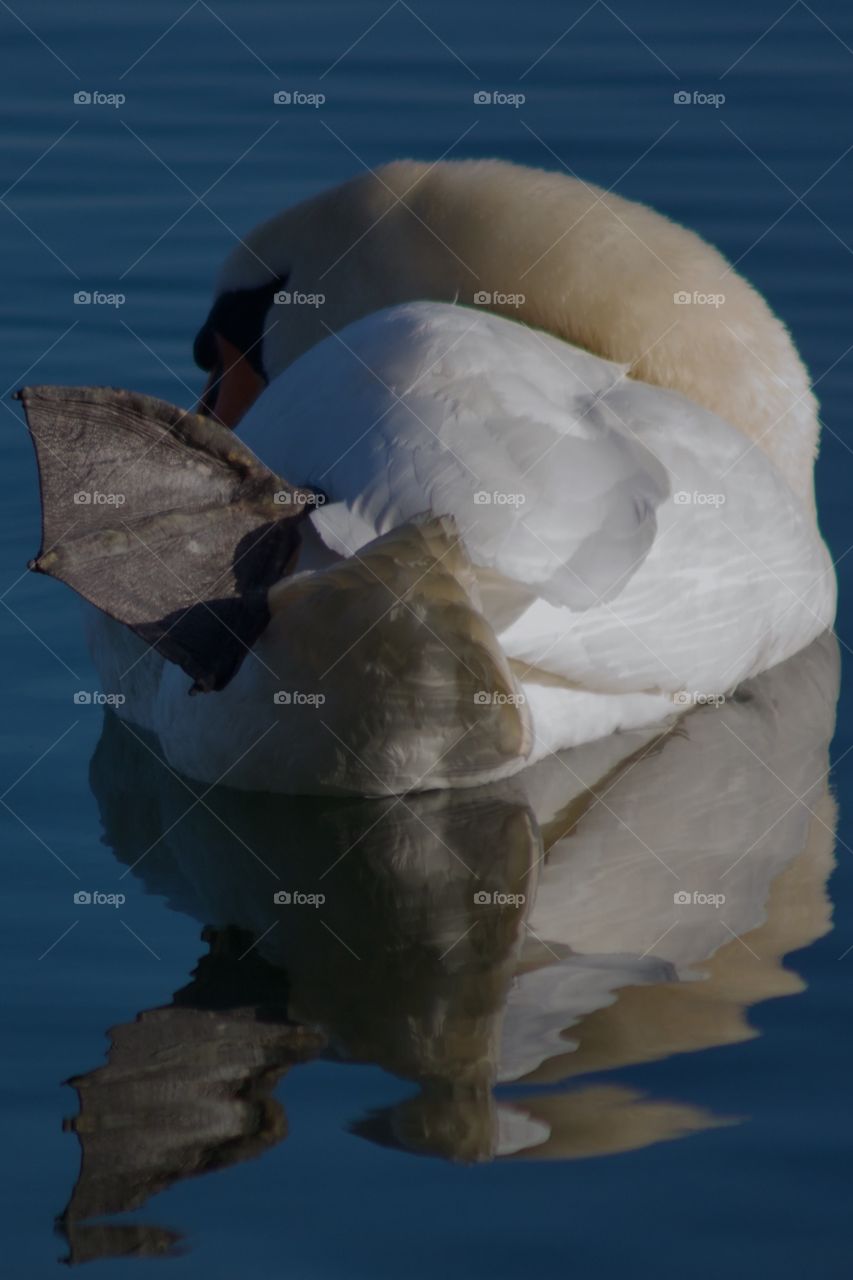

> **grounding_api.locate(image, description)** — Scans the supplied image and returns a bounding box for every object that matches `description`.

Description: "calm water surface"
[2,1,853,1275]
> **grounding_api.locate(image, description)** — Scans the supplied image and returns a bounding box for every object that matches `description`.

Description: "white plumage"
[239,302,833,753]
[83,300,834,794]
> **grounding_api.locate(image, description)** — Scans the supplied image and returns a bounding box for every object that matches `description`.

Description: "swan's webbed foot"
[16,385,317,692]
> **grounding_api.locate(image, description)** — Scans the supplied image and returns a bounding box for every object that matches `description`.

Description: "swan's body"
[22,158,835,796]
[241,301,832,687]
[71,301,833,795]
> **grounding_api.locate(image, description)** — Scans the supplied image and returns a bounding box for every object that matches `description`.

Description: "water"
[2,1,852,1275]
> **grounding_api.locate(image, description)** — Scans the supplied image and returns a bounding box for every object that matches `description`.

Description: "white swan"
[199,158,820,511]
[20,160,835,796]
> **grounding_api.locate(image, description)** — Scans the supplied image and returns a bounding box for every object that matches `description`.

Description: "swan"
[19,160,835,796]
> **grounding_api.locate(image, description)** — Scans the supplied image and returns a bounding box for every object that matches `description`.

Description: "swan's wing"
[497,379,836,693]
[17,385,314,692]
[238,303,670,610]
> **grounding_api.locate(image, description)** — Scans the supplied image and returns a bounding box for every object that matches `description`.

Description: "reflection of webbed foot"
[59,926,326,1261]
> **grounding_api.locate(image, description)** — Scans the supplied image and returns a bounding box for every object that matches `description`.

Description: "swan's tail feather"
[264,516,533,794]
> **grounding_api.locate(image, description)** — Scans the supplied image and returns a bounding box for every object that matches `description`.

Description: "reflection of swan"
[61,634,838,1257]
[503,629,840,1081]
[493,772,837,1163]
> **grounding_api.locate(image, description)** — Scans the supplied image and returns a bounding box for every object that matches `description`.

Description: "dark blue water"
[2,1,853,1275]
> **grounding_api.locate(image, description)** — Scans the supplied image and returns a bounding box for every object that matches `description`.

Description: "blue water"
[2,1,853,1275]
